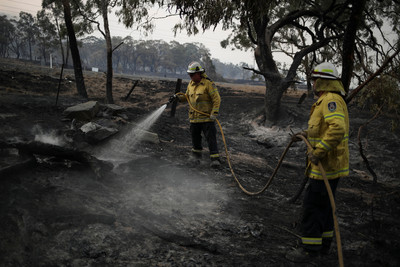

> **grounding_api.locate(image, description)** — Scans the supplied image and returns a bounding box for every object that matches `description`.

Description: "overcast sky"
[0,0,256,66]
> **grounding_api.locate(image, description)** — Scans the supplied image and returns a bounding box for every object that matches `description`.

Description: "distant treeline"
[0,13,257,81]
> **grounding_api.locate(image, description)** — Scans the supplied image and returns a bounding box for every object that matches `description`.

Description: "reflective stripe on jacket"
[179,77,221,123]
[306,91,349,180]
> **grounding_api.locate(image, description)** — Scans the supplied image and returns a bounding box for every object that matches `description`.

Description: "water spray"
[95,104,168,166]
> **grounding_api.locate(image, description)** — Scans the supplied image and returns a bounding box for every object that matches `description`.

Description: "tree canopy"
[169,0,400,123]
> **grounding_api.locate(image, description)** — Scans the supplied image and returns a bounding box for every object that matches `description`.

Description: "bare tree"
[80,0,158,104]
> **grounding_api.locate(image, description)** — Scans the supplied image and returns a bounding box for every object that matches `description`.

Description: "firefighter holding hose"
[169,61,221,168]
[286,62,349,262]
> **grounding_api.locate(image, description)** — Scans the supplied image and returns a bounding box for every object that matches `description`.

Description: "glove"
[291,131,307,142]
[168,94,177,103]
[209,113,217,120]
[308,150,321,165]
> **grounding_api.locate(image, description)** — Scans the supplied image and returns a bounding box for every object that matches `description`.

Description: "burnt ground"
[0,58,399,266]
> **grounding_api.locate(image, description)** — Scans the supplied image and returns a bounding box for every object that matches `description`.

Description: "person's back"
[306,89,349,180]
[286,61,349,263]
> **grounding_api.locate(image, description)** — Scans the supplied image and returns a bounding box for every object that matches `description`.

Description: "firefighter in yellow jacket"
[170,61,221,168]
[286,62,349,263]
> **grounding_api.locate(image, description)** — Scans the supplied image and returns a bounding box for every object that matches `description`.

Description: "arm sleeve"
[208,82,221,116]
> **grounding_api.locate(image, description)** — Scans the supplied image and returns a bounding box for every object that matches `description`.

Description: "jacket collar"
[316,91,329,105]
[189,77,206,86]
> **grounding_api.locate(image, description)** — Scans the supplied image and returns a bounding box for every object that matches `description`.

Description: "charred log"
[0,140,113,178]
[357,109,381,183]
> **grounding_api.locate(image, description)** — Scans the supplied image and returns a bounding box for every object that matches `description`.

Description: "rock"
[134,128,160,144]
[80,122,119,144]
[118,113,129,120]
[63,101,100,121]
[102,104,125,115]
[124,123,160,144]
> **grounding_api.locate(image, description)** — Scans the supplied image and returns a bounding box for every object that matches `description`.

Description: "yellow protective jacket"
[306,90,349,180]
[179,77,221,123]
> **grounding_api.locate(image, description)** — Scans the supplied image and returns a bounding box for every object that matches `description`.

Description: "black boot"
[210,158,221,168]
[189,151,202,164]
[321,238,332,255]
[285,247,319,263]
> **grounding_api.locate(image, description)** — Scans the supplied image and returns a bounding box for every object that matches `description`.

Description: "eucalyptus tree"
[348,0,400,88]
[80,0,157,104]
[17,12,38,61]
[42,1,67,64]
[41,0,91,98]
[179,42,218,77]
[80,36,106,69]
[170,0,399,124]
[143,40,166,72]
[169,41,186,73]
[170,0,350,123]
[8,17,25,59]
[36,9,58,65]
[151,40,171,73]
[0,15,14,58]
[111,36,126,73]
[114,36,136,73]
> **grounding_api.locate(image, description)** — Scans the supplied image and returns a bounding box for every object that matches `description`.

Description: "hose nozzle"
[168,94,177,104]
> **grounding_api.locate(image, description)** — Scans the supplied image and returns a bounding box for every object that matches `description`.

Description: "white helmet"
[187,61,205,73]
[311,62,339,80]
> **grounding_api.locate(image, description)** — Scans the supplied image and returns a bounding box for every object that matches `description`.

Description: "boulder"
[80,122,119,144]
[131,128,160,144]
[103,104,125,115]
[118,122,160,145]
[63,101,100,121]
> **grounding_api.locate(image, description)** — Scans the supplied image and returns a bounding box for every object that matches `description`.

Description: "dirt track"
[1,58,400,266]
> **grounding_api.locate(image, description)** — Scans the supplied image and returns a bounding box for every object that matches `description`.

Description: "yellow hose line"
[175,92,343,266]
[216,119,295,195]
[176,92,288,195]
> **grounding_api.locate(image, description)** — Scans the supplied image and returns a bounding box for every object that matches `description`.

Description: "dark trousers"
[301,178,340,251]
[190,122,219,158]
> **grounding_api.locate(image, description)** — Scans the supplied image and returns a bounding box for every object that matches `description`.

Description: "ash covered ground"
[1,58,400,266]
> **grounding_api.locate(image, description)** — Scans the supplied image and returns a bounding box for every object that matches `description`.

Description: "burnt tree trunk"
[341,0,367,93]
[263,78,285,124]
[254,19,330,125]
[61,0,88,99]
[102,2,114,104]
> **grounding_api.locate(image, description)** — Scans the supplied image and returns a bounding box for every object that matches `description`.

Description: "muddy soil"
[0,58,399,266]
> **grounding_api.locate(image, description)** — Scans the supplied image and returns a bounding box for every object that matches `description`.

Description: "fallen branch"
[357,106,383,183]
[272,224,301,239]
[124,80,139,100]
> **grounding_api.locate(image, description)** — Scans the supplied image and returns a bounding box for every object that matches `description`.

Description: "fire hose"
[172,92,344,267]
